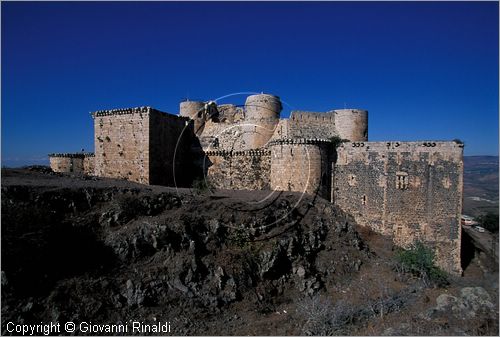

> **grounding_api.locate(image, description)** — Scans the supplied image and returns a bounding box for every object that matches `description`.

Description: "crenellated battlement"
[205,149,271,157]
[268,138,332,146]
[92,106,187,121]
[337,140,464,152]
[290,110,335,122]
[92,106,152,117]
[49,152,95,158]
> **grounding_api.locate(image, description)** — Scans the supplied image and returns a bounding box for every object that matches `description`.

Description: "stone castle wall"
[149,110,191,186]
[49,154,84,173]
[196,94,282,152]
[50,94,464,274]
[270,139,332,199]
[287,111,337,139]
[280,109,367,142]
[182,96,371,152]
[83,154,95,175]
[179,100,205,135]
[334,141,464,274]
[92,107,191,186]
[217,104,245,124]
[49,153,95,174]
[241,94,282,149]
[93,107,151,184]
[270,119,290,140]
[179,101,205,119]
[200,121,247,151]
[333,109,368,141]
[205,149,271,190]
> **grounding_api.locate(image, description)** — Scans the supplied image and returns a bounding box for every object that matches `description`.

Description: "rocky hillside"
[1,168,498,335]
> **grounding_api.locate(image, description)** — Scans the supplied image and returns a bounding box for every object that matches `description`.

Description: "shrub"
[191,177,215,195]
[329,136,349,148]
[229,226,249,248]
[395,241,448,287]
[476,212,499,233]
[296,295,354,335]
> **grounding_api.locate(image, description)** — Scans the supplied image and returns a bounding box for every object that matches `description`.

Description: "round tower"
[333,109,368,141]
[179,100,206,135]
[179,100,205,119]
[242,94,282,149]
[269,139,331,199]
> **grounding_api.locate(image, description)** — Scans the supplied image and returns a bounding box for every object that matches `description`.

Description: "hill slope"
[1,168,498,335]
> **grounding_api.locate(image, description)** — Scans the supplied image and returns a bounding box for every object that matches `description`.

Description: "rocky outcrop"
[432,287,495,318]
[1,180,369,333]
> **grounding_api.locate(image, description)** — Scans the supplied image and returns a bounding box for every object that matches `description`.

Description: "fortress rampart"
[205,149,271,190]
[283,109,368,141]
[180,100,205,135]
[287,111,337,139]
[334,141,464,273]
[333,109,368,142]
[217,104,245,124]
[49,153,94,175]
[93,107,151,184]
[49,93,464,274]
[241,94,282,149]
[269,139,332,199]
[179,100,205,119]
[200,121,247,150]
[92,106,191,186]
[83,154,95,175]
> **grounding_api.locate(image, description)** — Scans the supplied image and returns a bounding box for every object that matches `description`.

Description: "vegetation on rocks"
[191,177,215,195]
[394,241,448,287]
[328,135,349,149]
[477,212,499,233]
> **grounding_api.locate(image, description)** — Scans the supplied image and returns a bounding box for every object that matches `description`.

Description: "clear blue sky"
[2,1,498,167]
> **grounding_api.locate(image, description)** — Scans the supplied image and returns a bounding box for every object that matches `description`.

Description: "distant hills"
[463,156,498,217]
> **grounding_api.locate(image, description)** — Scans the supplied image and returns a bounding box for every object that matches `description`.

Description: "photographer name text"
[6,321,171,335]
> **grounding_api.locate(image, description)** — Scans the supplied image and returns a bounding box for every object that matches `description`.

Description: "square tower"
[92,107,191,185]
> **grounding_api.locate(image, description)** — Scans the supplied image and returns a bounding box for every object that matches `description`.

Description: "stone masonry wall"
[49,155,84,173]
[270,119,290,141]
[200,121,247,151]
[242,94,281,149]
[217,104,245,124]
[83,154,95,175]
[205,150,271,190]
[93,107,191,186]
[287,111,338,140]
[270,139,332,199]
[333,109,368,141]
[93,107,151,184]
[334,141,464,274]
[149,110,191,186]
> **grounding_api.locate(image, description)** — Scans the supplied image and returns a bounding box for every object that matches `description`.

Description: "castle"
[49,93,464,274]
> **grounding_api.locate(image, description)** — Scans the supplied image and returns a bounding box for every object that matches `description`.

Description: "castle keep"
[49,93,464,274]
